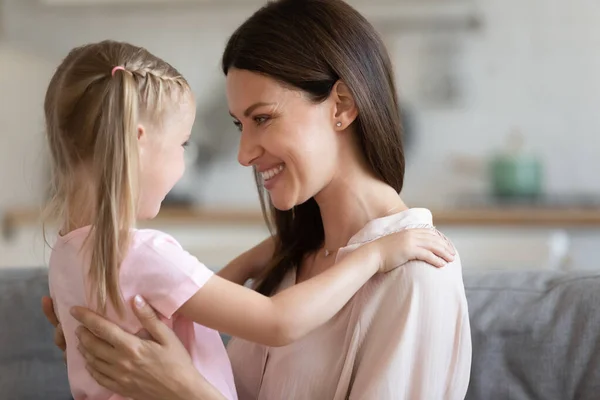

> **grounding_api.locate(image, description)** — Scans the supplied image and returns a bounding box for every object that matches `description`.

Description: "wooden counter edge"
[4,207,600,239]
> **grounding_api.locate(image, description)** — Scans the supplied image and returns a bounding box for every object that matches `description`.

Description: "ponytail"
[88,69,139,316]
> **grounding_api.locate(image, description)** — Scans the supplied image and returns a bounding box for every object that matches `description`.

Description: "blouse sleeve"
[348,257,472,399]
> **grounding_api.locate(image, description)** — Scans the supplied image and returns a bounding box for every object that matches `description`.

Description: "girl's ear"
[137,124,146,140]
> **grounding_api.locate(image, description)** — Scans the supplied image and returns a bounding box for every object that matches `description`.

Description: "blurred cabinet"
[440,227,573,271]
[159,224,269,271]
[4,208,599,272]
[39,0,264,4]
[0,223,270,271]
[37,0,480,28]
[168,223,598,272]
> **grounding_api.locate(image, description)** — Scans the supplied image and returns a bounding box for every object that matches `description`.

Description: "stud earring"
[336,122,342,127]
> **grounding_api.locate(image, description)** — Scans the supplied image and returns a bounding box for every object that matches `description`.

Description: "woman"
[43,0,471,398]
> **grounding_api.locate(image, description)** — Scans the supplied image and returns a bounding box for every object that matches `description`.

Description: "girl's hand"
[375,228,455,273]
[72,296,226,400]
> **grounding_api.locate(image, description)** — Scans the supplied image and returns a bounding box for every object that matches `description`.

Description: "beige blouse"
[227,208,472,399]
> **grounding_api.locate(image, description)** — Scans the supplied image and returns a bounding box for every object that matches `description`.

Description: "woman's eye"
[254,115,269,125]
[233,120,242,131]
[182,140,190,148]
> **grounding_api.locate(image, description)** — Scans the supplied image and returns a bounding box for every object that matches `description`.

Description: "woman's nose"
[237,130,263,167]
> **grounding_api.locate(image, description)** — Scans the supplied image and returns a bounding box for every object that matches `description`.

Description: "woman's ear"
[330,80,358,131]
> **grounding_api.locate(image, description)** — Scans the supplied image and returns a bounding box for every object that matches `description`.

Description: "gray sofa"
[2,267,600,400]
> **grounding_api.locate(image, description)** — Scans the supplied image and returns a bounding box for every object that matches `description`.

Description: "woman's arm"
[217,236,275,285]
[179,228,454,347]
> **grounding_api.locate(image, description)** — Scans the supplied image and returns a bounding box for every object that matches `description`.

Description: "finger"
[54,323,66,351]
[433,230,457,255]
[85,364,123,395]
[71,306,138,351]
[41,296,59,326]
[132,295,172,345]
[135,328,152,341]
[413,248,447,268]
[407,230,446,247]
[410,229,442,239]
[79,343,119,379]
[76,326,120,363]
[446,240,457,256]
[410,233,455,262]
[422,240,455,263]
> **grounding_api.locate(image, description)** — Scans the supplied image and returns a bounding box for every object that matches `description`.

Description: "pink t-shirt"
[48,227,238,400]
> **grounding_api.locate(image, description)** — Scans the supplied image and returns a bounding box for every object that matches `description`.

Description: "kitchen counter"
[4,206,600,239]
[4,206,600,270]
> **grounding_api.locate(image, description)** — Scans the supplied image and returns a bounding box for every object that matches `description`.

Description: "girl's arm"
[217,236,275,285]
[179,228,454,347]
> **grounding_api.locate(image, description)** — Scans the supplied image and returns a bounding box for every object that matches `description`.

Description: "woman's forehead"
[226,69,301,111]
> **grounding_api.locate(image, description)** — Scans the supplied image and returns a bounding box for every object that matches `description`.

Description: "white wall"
[1,0,600,267]
[0,42,53,213]
[397,0,600,205]
[2,0,599,215]
[0,0,260,216]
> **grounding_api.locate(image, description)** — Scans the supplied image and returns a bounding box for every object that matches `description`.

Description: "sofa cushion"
[0,268,70,400]
[464,270,600,400]
[4,267,600,400]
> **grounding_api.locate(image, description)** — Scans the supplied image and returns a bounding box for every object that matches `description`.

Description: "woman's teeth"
[261,164,284,181]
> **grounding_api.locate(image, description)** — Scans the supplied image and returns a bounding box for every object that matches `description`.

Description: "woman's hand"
[375,228,455,273]
[41,296,67,363]
[72,296,226,400]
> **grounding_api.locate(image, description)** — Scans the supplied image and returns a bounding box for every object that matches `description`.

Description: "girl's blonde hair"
[44,40,190,315]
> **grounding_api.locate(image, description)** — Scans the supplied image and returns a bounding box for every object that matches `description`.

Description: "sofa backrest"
[0,268,70,400]
[4,267,600,400]
[465,270,600,400]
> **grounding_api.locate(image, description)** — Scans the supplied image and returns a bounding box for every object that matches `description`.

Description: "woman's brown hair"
[44,40,189,314]
[222,0,405,295]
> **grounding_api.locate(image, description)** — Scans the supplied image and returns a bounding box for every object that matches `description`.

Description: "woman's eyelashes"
[232,115,272,132]
[253,115,270,125]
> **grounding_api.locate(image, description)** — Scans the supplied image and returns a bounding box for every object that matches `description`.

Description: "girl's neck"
[61,181,96,235]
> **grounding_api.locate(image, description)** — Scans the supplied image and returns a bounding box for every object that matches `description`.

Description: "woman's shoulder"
[348,254,469,343]
[352,232,467,319]
[386,251,465,290]
[385,225,464,289]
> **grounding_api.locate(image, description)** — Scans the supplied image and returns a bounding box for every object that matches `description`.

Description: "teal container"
[490,155,543,198]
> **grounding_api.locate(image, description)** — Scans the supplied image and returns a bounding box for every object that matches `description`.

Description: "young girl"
[44,40,455,400]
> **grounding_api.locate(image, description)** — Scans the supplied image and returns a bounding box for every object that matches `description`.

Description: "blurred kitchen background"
[1,0,599,271]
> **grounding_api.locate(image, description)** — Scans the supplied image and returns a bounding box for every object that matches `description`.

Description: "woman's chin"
[269,193,295,212]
